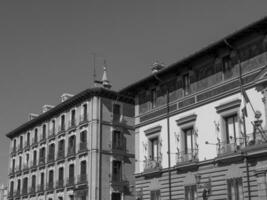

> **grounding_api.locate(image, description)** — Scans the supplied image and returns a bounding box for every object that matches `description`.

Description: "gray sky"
[1,0,267,184]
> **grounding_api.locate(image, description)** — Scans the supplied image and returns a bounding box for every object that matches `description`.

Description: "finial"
[101,60,112,89]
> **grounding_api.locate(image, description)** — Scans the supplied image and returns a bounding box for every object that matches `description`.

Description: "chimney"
[151,62,165,74]
[42,105,54,113]
[29,113,38,121]
[61,93,73,102]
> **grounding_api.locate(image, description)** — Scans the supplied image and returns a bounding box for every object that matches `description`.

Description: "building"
[0,184,8,200]
[120,17,267,199]
[6,68,135,200]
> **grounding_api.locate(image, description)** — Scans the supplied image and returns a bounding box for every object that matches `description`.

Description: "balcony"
[58,125,66,135]
[16,166,22,174]
[112,142,126,154]
[23,164,30,171]
[14,190,20,198]
[68,120,76,131]
[47,182,54,191]
[17,145,23,154]
[22,187,28,196]
[111,177,129,189]
[47,153,55,163]
[77,175,87,185]
[39,136,46,144]
[56,180,64,189]
[66,177,75,187]
[48,131,56,140]
[176,149,199,165]
[216,138,244,156]
[31,139,38,147]
[144,156,162,173]
[37,184,45,193]
[9,168,15,176]
[67,147,76,157]
[29,187,36,195]
[57,150,65,161]
[39,157,46,166]
[11,148,16,156]
[79,142,88,153]
[24,142,30,151]
[8,191,14,198]
[79,115,88,125]
[30,160,37,169]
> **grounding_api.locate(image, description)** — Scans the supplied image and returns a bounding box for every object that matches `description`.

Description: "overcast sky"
[1,0,267,184]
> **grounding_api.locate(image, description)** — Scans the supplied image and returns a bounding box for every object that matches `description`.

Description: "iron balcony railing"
[176,149,199,164]
[67,147,76,157]
[17,145,23,153]
[68,120,76,130]
[77,175,87,185]
[66,177,75,187]
[15,190,20,198]
[39,157,46,165]
[216,138,245,156]
[32,138,38,147]
[48,153,55,163]
[9,168,15,176]
[58,124,66,133]
[11,147,16,156]
[47,182,54,191]
[112,142,126,152]
[79,142,88,153]
[48,131,56,139]
[56,180,64,189]
[79,115,88,124]
[29,186,36,195]
[37,184,45,193]
[8,191,14,198]
[57,150,65,160]
[22,187,28,196]
[16,166,22,173]
[144,156,162,171]
[30,160,37,169]
[23,163,29,171]
[24,142,30,150]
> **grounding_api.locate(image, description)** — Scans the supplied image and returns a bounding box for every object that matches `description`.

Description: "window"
[149,137,159,161]
[19,136,23,149]
[22,177,28,194]
[224,114,238,144]
[26,153,29,166]
[31,175,36,191]
[42,124,46,139]
[40,172,44,188]
[227,178,243,200]
[183,73,190,96]
[12,159,15,172]
[185,185,197,200]
[151,88,157,108]
[48,144,55,161]
[112,161,122,182]
[27,132,30,145]
[113,104,121,122]
[34,128,38,143]
[39,147,45,164]
[17,179,21,194]
[68,135,76,155]
[19,156,22,170]
[48,170,54,188]
[13,139,16,152]
[10,181,14,195]
[112,193,121,200]
[33,151,37,165]
[58,140,65,153]
[51,120,56,134]
[80,131,87,143]
[82,104,87,120]
[69,164,75,185]
[58,167,64,181]
[184,128,194,154]
[71,110,76,126]
[223,55,233,80]
[61,115,65,130]
[150,190,160,200]
[112,130,124,150]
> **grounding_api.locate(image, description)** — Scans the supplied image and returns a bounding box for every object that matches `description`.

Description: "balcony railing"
[16,166,22,174]
[22,187,28,196]
[8,191,14,198]
[47,153,55,163]
[68,120,76,130]
[79,115,88,124]
[17,145,23,153]
[11,148,16,156]
[15,190,20,198]
[32,139,38,147]
[47,182,54,191]
[23,164,29,171]
[217,138,244,156]
[67,147,76,157]
[29,187,36,195]
[58,124,66,133]
[144,156,162,172]
[9,168,15,176]
[176,149,199,164]
[56,180,64,189]
[37,185,45,193]
[39,157,46,165]
[24,142,30,150]
[48,131,56,139]
[79,142,87,153]
[77,175,87,185]
[57,150,65,160]
[39,136,46,144]
[66,177,75,187]
[112,142,126,152]
[30,160,37,169]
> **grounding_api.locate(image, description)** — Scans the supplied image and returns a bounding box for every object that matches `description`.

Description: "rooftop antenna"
[91,52,97,87]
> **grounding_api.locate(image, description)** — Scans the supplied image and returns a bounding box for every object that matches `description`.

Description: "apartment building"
[120,17,267,199]
[6,70,135,200]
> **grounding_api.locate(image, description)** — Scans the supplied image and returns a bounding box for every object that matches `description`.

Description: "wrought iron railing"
[144,156,162,171]
[176,149,199,164]
[66,177,75,187]
[79,142,87,153]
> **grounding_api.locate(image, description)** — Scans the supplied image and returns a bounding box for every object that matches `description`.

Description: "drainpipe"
[167,88,172,200]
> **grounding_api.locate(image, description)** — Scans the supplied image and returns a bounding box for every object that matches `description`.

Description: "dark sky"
[1,0,267,184]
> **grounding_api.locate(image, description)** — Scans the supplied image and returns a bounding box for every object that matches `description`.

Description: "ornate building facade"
[6,72,135,200]
[120,17,267,200]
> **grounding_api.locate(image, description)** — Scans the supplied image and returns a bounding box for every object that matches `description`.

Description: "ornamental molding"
[176,114,197,126]
[144,125,162,136]
[215,99,241,114]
